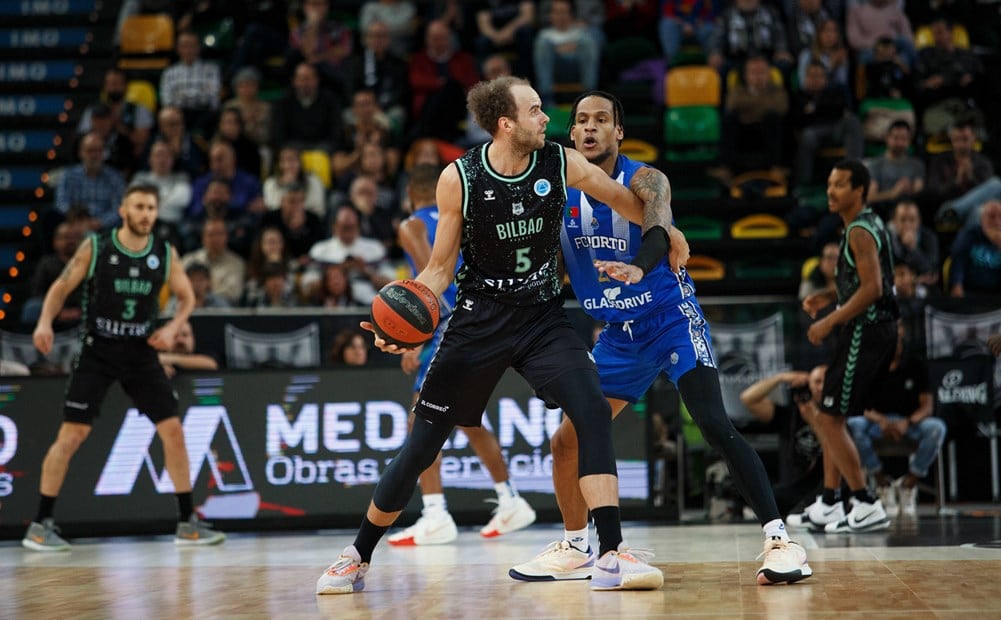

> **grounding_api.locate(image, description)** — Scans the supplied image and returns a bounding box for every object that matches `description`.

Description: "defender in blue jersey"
[509,92,811,586]
[388,164,536,547]
[317,77,664,595]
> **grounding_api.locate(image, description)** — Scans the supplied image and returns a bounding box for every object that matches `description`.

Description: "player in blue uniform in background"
[509,92,812,586]
[389,163,536,546]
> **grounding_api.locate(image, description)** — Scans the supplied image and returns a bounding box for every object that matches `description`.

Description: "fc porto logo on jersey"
[591,217,599,229]
[534,178,552,197]
[147,254,160,270]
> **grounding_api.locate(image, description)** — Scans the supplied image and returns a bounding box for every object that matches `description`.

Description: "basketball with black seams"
[370,280,440,347]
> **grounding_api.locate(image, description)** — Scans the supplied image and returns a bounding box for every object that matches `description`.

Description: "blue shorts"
[592,299,717,403]
[412,315,451,393]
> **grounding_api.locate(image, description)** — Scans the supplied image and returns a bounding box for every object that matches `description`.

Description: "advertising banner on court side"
[0,369,647,534]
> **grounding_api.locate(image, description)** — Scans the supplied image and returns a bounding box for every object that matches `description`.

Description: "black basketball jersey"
[453,140,568,306]
[835,208,898,326]
[83,229,171,339]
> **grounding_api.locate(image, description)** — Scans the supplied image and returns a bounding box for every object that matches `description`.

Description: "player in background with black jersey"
[22,184,224,551]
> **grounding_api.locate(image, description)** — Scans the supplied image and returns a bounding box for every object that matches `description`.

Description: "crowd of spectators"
[36,0,1001,338]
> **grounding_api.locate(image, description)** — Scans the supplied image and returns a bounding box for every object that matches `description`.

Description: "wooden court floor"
[3,517,1001,619]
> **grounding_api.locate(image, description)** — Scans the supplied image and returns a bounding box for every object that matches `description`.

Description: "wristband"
[630,226,671,275]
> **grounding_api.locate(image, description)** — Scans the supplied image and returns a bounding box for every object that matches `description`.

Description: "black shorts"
[820,321,896,417]
[63,335,178,425]
[414,294,597,427]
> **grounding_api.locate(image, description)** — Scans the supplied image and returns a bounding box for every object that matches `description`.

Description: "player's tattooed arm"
[630,167,674,232]
[630,167,689,271]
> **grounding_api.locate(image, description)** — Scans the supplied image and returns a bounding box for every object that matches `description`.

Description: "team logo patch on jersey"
[129,267,140,277]
[534,179,551,196]
[591,217,599,229]
[147,254,160,270]
[512,201,524,216]
[109,254,119,265]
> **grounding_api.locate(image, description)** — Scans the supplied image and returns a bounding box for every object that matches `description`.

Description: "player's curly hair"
[466,76,531,138]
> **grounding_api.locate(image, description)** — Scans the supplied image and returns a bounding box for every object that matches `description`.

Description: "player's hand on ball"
[360,321,410,354]
[594,260,644,284]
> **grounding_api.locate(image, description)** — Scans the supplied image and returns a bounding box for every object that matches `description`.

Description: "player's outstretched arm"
[564,148,644,225]
[34,236,93,355]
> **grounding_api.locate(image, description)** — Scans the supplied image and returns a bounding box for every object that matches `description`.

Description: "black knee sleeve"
[372,417,453,512]
[539,369,616,478]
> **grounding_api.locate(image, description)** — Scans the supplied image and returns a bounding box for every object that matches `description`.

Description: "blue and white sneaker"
[316,545,369,595]
[509,540,595,581]
[590,543,664,591]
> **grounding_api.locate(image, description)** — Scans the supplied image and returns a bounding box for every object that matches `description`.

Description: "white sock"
[422,493,447,513]
[763,518,789,541]
[495,480,518,506]
[564,526,589,552]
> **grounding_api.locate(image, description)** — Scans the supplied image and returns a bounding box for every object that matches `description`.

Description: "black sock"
[852,488,876,504]
[821,487,839,506]
[591,506,623,557]
[353,517,390,564]
[176,492,194,522]
[36,494,57,522]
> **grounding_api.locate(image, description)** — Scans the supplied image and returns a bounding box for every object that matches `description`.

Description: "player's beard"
[123,213,153,237]
[511,124,544,157]
[585,145,615,168]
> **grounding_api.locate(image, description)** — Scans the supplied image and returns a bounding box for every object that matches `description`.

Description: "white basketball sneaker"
[786,496,822,528]
[756,537,812,585]
[590,543,664,591]
[509,540,596,581]
[387,507,458,546]
[480,496,536,538]
[806,497,846,532]
[876,482,898,515]
[896,478,918,517]
[824,497,891,533]
[316,545,368,595]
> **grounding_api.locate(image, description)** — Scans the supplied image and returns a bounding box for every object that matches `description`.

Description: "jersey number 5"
[514,247,532,273]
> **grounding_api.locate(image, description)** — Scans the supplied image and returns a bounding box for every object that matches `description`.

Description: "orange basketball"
[369,280,441,347]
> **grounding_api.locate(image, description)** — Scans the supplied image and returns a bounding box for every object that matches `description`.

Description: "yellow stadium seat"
[685,255,726,281]
[119,13,175,55]
[728,170,788,199]
[619,138,658,163]
[730,213,789,239]
[915,24,970,49]
[666,66,721,107]
[726,66,783,91]
[801,256,820,281]
[125,80,157,113]
[300,150,332,189]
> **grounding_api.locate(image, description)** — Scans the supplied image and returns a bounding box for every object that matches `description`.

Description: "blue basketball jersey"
[560,154,696,323]
[404,204,461,319]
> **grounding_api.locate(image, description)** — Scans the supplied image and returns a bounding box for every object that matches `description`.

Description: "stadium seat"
[730,213,789,239]
[675,215,724,241]
[684,255,725,281]
[665,66,721,107]
[663,106,719,162]
[119,14,174,55]
[619,138,658,163]
[800,256,820,281]
[300,150,331,189]
[544,105,572,139]
[125,80,157,113]
[915,23,969,49]
[118,13,174,71]
[726,66,783,91]
[728,170,788,199]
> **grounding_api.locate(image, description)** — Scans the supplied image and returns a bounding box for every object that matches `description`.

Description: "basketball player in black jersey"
[22,185,224,551]
[317,76,664,595]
